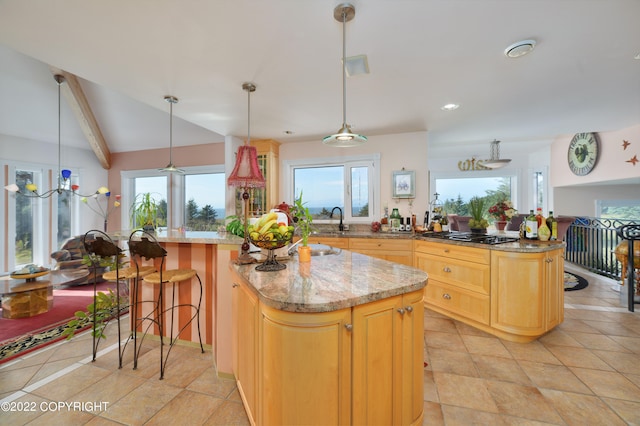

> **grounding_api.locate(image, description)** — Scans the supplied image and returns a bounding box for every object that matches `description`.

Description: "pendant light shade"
[483,139,512,169]
[323,2,367,147]
[159,95,184,174]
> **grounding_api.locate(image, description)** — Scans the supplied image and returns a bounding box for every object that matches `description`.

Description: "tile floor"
[1,264,639,425]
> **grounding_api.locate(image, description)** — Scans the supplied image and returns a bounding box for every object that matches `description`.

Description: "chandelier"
[4,74,107,198]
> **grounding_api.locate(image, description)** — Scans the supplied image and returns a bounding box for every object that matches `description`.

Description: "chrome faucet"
[330,207,344,232]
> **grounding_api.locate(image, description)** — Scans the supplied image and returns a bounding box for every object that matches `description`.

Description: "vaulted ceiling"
[1,1,638,160]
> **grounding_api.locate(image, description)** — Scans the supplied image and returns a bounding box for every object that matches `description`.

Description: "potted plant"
[468,196,489,233]
[130,192,160,232]
[488,198,517,230]
[291,192,314,262]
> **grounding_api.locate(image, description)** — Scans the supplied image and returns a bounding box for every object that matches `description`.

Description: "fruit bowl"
[249,230,294,250]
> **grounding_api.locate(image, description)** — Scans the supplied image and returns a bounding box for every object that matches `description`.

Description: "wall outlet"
[342,224,349,231]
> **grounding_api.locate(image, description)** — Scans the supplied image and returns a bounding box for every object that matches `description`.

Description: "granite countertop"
[112,229,244,244]
[415,231,565,253]
[231,248,428,313]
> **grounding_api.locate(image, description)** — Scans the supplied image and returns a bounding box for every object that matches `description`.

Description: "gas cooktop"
[421,231,519,245]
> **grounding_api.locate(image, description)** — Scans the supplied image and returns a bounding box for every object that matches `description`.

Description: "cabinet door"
[306,236,350,249]
[350,238,414,266]
[401,290,425,426]
[352,295,403,426]
[491,251,547,335]
[260,305,352,425]
[232,279,259,423]
[546,249,565,328]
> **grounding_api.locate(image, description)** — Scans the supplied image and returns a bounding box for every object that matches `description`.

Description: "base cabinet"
[232,273,424,425]
[350,238,414,266]
[415,240,564,342]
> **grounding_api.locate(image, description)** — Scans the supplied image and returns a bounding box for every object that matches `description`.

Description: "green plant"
[291,192,314,246]
[61,288,127,340]
[468,196,489,229]
[225,215,244,237]
[130,192,160,230]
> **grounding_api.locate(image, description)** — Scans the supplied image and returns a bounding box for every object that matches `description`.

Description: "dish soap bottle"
[390,208,401,232]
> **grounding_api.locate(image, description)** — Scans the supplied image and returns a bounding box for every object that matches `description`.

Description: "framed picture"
[392,170,415,198]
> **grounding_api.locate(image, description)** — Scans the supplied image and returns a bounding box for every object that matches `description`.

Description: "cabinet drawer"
[350,238,411,251]
[425,280,490,325]
[306,236,350,249]
[415,252,490,295]
[414,241,490,265]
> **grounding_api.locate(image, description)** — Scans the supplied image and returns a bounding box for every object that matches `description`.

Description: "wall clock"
[568,132,599,176]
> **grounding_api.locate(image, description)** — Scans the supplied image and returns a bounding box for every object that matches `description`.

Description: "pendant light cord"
[341,9,347,128]
[247,86,251,145]
[169,99,174,164]
[56,75,64,190]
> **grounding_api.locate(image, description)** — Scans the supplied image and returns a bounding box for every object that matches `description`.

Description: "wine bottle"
[390,208,401,232]
[535,207,544,227]
[525,209,538,239]
[546,211,558,241]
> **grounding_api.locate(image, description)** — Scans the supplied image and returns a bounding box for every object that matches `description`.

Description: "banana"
[256,212,278,229]
[259,219,277,235]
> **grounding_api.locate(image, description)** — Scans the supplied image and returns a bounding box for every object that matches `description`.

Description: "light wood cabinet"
[232,271,424,425]
[350,237,414,266]
[307,235,350,249]
[491,248,564,337]
[415,240,564,342]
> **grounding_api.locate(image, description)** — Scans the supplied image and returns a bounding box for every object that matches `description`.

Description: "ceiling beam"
[50,67,111,169]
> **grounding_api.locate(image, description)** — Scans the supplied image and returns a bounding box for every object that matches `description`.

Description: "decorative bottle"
[390,208,401,232]
[546,211,558,240]
[525,209,538,239]
[535,207,544,227]
[538,221,551,241]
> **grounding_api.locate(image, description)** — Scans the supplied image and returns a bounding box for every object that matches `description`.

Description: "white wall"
[279,131,429,222]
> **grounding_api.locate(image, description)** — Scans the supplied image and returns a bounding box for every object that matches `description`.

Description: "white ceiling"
[0,0,639,156]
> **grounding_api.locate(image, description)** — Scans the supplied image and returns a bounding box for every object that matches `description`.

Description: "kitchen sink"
[309,244,341,256]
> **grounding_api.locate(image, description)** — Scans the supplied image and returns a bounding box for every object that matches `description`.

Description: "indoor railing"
[564,216,640,281]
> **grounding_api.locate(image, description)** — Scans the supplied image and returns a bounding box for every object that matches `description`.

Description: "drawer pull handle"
[405,306,413,313]
[443,249,450,253]
[443,267,452,273]
[232,283,239,288]
[345,324,353,331]
[397,308,405,315]
[442,293,451,300]
[546,257,553,263]
[377,243,382,247]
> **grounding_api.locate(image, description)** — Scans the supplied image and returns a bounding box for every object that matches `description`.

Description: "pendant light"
[227,82,266,264]
[4,74,105,198]
[483,139,512,169]
[159,95,184,173]
[323,2,367,147]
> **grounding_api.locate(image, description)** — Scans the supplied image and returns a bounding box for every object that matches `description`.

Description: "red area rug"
[0,282,117,363]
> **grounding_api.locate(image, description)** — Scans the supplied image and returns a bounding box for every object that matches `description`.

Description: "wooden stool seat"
[143,269,197,284]
[103,266,156,281]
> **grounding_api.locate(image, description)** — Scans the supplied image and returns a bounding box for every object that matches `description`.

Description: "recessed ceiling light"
[504,39,536,58]
[283,130,295,135]
[635,53,640,60]
[441,103,460,111]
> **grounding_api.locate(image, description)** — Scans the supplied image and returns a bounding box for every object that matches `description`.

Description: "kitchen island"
[230,249,428,426]
[414,232,565,342]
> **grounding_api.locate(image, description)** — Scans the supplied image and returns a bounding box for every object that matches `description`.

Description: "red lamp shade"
[227,145,266,188]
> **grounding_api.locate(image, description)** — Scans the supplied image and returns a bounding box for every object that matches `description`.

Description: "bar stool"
[82,230,126,365]
[127,230,204,379]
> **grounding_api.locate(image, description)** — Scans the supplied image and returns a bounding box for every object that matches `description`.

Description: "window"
[122,165,226,231]
[597,199,640,220]
[14,169,38,266]
[285,154,379,223]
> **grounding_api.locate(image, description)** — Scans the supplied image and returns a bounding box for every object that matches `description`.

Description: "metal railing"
[565,216,640,280]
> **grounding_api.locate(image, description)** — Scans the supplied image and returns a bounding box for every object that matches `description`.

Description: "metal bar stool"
[127,230,204,379]
[82,230,126,365]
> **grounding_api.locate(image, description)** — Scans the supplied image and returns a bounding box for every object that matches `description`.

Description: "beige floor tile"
[555,317,601,334]
[502,340,562,365]
[0,392,50,425]
[0,364,41,392]
[461,334,512,358]
[146,389,224,425]
[517,360,592,394]
[591,349,640,375]
[31,364,112,401]
[455,321,495,338]
[539,388,628,426]
[626,373,640,388]
[433,372,498,413]
[99,380,182,425]
[427,348,479,377]
[67,369,148,411]
[440,404,507,425]
[485,380,564,424]
[187,366,237,399]
[25,406,95,425]
[203,400,250,425]
[544,345,614,371]
[569,366,640,401]
[601,397,640,425]
[565,331,633,352]
[424,315,458,333]
[424,330,467,352]
[84,415,126,425]
[422,401,444,425]
[158,349,212,387]
[423,370,439,403]
[537,329,584,347]
[581,319,640,338]
[609,335,640,353]
[472,354,532,385]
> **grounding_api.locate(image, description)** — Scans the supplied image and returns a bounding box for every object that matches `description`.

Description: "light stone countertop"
[231,247,428,313]
[113,229,244,245]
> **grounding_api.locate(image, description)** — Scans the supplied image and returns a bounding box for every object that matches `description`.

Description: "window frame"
[283,154,380,224]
